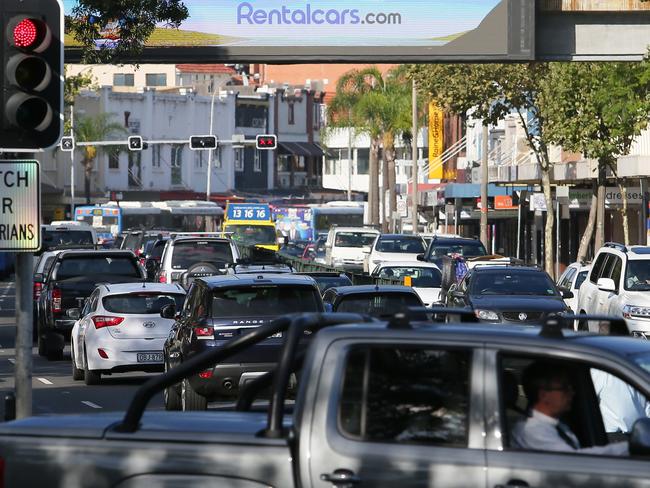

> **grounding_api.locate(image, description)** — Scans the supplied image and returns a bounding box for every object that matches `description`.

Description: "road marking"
[37,378,53,385]
[7,358,14,364]
[81,401,102,409]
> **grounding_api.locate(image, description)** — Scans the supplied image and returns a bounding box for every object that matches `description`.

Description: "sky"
[64,0,501,42]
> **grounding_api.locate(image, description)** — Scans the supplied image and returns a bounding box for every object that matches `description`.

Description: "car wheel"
[163,361,181,411]
[83,348,101,386]
[71,344,84,381]
[181,378,207,411]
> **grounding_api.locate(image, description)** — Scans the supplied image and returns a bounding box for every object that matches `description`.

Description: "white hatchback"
[70,283,186,385]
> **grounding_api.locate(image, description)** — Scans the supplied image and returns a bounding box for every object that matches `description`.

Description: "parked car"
[419,236,488,268]
[36,250,145,360]
[2,315,650,487]
[163,273,324,410]
[295,271,353,294]
[371,261,443,307]
[577,242,650,337]
[446,265,572,323]
[363,233,427,273]
[325,226,381,271]
[69,283,186,385]
[556,261,591,313]
[322,285,423,317]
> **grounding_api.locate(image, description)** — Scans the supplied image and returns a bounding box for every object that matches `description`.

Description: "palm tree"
[74,113,128,203]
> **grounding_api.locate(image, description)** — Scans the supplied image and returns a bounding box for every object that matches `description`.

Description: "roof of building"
[176,64,236,75]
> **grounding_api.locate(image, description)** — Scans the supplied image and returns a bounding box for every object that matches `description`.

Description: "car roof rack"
[604,242,627,252]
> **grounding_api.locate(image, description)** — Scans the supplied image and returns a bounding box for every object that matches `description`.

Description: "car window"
[625,259,650,291]
[375,236,426,254]
[559,268,576,289]
[103,293,185,314]
[430,241,487,259]
[378,267,442,288]
[211,286,321,317]
[339,346,471,446]
[335,232,379,248]
[310,275,353,294]
[590,253,609,284]
[150,240,168,259]
[42,230,95,249]
[171,241,234,269]
[55,257,140,278]
[470,272,558,296]
[575,270,588,290]
[122,233,142,251]
[335,292,422,316]
[608,256,622,291]
[42,256,57,276]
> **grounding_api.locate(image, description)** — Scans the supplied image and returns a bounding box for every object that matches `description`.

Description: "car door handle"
[320,469,361,486]
[495,480,530,488]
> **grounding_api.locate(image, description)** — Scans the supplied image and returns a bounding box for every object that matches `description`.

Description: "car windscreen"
[470,272,559,296]
[376,236,426,254]
[225,225,277,246]
[335,292,422,316]
[103,292,185,314]
[377,267,442,288]
[55,257,140,279]
[42,230,95,248]
[211,285,321,317]
[625,260,650,291]
[334,232,378,248]
[429,241,487,259]
[171,241,234,269]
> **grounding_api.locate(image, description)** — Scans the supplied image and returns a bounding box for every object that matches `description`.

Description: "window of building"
[108,151,120,170]
[152,145,161,168]
[171,145,183,185]
[194,150,204,169]
[253,150,262,172]
[234,148,244,172]
[113,73,134,87]
[145,73,167,87]
[313,103,321,129]
[288,103,295,125]
[357,148,369,175]
[339,346,471,446]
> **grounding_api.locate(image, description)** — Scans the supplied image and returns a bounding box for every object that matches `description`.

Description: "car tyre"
[83,348,101,386]
[163,361,182,411]
[181,378,207,411]
[71,345,84,381]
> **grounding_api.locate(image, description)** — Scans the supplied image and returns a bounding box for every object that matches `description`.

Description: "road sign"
[0,160,40,251]
[189,135,217,150]
[128,135,143,151]
[256,135,277,150]
[60,136,74,152]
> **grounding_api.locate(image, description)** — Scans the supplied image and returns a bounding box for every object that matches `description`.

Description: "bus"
[75,201,224,243]
[223,203,280,252]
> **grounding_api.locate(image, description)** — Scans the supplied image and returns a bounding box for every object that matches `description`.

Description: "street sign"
[60,136,74,152]
[128,135,143,151]
[226,203,271,222]
[0,160,40,251]
[256,135,277,150]
[189,135,217,150]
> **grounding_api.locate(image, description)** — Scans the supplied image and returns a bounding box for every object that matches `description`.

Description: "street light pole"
[206,88,218,202]
[70,108,75,217]
[411,80,418,234]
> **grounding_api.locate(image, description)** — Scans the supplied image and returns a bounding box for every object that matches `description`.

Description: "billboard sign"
[63,0,534,62]
[428,102,444,180]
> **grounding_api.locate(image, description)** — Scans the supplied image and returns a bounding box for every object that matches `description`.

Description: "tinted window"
[339,346,471,446]
[55,257,140,278]
[103,292,185,314]
[559,268,576,289]
[225,225,276,246]
[575,270,588,289]
[590,253,608,284]
[149,240,168,259]
[624,259,650,291]
[336,292,422,316]
[122,233,142,251]
[211,286,321,317]
[376,236,426,254]
[470,272,558,296]
[42,230,94,248]
[314,212,364,232]
[171,241,234,269]
[429,241,486,259]
[378,267,442,287]
[334,232,378,248]
[608,256,622,290]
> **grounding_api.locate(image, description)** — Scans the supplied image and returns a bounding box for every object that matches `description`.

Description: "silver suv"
[577,242,650,337]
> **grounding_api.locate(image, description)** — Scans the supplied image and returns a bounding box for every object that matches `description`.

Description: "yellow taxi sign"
[403,276,412,287]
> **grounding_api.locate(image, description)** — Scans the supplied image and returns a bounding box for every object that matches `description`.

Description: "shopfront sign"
[568,187,642,209]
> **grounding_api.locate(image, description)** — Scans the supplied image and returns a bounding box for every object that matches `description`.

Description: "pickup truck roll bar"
[115,312,370,434]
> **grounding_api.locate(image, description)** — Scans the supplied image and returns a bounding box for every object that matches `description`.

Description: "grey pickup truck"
[2,313,650,487]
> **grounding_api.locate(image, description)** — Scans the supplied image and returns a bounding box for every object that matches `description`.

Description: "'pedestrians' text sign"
[0,161,40,251]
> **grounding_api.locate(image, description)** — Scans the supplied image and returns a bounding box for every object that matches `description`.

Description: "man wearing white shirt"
[511,361,628,456]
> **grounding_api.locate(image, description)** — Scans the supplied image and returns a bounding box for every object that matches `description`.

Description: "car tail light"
[194,326,214,339]
[139,257,146,266]
[33,281,43,300]
[199,370,213,379]
[158,275,167,283]
[92,316,124,329]
[51,287,62,314]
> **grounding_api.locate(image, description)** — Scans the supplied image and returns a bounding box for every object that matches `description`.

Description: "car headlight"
[475,309,500,321]
[623,305,650,319]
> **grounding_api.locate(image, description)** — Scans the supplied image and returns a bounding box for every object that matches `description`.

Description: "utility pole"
[411,80,418,234]
[480,123,489,250]
[347,116,353,201]
[206,88,218,202]
[70,108,75,216]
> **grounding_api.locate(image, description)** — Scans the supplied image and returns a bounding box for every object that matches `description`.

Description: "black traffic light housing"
[256,134,277,150]
[128,135,144,151]
[189,135,217,150]
[1,0,63,150]
[60,136,74,151]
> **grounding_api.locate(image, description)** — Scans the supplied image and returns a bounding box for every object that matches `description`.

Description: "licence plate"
[137,353,163,363]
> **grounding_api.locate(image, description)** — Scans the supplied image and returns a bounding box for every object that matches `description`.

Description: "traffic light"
[256,134,277,150]
[189,135,217,150]
[128,135,143,151]
[1,0,63,150]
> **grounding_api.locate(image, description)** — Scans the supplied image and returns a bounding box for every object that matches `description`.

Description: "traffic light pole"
[15,252,33,418]
[70,109,75,217]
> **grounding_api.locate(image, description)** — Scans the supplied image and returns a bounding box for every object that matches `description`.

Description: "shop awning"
[278,142,327,157]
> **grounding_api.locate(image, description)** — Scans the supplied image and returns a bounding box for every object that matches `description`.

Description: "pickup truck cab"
[2,315,650,487]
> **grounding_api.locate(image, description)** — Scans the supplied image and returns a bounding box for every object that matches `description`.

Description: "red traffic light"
[11,18,49,52]
[256,134,277,150]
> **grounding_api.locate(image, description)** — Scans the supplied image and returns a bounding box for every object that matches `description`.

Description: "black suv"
[446,266,572,324]
[162,273,324,411]
[36,250,145,359]
[419,236,487,268]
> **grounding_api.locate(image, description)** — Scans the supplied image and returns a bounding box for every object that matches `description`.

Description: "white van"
[325,227,380,271]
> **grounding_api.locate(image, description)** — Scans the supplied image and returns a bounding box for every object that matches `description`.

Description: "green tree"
[63,67,96,134]
[539,61,650,258]
[74,113,128,203]
[410,63,557,277]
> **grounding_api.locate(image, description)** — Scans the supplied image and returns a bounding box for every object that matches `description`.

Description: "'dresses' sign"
[0,161,40,251]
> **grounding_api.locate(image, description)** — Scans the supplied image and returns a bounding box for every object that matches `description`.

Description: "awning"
[278,142,327,158]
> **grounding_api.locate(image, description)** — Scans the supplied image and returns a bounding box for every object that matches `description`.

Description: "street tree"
[409,63,557,277]
[63,67,96,134]
[539,61,650,258]
[74,113,128,203]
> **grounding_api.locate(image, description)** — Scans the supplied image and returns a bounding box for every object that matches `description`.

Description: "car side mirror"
[324,302,333,313]
[560,289,574,299]
[160,303,176,319]
[597,277,616,293]
[630,418,650,457]
[416,254,425,262]
[66,308,81,320]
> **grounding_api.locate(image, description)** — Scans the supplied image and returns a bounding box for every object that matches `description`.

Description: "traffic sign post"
[0,160,40,420]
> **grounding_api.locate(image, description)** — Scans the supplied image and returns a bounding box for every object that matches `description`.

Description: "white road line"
[81,401,102,409]
[7,358,14,364]
[37,378,53,385]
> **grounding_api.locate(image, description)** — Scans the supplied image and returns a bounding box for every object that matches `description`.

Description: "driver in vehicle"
[511,361,628,455]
